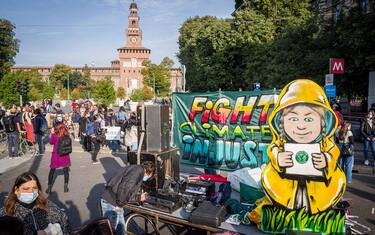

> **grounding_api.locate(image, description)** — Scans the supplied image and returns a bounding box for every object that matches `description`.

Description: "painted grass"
[261,205,346,234]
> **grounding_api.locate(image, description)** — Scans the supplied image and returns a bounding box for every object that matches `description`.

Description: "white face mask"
[18,191,39,204]
[143,175,151,182]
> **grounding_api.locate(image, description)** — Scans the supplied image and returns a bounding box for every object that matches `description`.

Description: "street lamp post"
[67,74,70,100]
[153,75,156,100]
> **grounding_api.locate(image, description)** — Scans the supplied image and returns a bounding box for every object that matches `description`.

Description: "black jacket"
[101,165,144,207]
[33,114,44,135]
[360,118,375,138]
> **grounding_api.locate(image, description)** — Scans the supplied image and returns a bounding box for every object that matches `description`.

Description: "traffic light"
[16,80,22,93]
[22,80,29,96]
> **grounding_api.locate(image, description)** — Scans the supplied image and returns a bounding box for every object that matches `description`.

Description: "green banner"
[172,90,279,170]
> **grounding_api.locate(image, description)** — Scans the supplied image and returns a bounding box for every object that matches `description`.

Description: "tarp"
[172,90,279,170]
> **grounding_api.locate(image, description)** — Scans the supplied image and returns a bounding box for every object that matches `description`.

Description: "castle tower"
[118,1,150,95]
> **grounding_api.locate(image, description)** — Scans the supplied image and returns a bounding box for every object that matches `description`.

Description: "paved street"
[0,141,374,233]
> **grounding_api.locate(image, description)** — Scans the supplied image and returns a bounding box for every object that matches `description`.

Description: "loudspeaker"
[128,149,180,190]
[138,104,170,152]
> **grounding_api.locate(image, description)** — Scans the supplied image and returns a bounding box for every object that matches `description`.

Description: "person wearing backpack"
[46,123,72,194]
[3,108,21,158]
[100,162,155,235]
[72,108,81,141]
[116,106,128,126]
[33,108,47,155]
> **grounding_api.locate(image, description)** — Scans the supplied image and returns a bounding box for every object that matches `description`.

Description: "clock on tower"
[131,37,137,44]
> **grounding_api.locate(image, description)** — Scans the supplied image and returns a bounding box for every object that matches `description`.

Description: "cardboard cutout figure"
[259,79,346,234]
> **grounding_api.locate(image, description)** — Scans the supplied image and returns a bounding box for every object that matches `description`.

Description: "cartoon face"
[283,105,322,144]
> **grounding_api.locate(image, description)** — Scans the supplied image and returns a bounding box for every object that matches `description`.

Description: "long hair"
[4,172,47,215]
[54,123,69,137]
[338,121,351,141]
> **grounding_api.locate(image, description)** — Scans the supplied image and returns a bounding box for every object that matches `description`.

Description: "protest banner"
[172,90,279,170]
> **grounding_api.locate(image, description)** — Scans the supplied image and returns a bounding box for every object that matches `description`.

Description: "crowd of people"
[332,104,375,184]
[0,100,139,162]
[0,100,157,234]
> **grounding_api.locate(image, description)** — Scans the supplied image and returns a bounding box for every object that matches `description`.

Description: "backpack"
[72,113,81,123]
[40,116,48,134]
[3,116,16,133]
[57,135,72,156]
[86,120,95,136]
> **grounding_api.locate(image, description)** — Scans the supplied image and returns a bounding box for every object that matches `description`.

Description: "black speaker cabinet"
[138,104,170,152]
[128,148,180,190]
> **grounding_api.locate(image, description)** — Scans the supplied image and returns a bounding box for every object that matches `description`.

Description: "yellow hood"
[269,79,337,145]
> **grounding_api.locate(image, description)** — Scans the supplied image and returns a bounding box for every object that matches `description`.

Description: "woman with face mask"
[0,172,70,234]
[361,109,375,166]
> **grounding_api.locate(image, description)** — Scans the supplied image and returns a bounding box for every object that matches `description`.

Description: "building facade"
[11,2,183,95]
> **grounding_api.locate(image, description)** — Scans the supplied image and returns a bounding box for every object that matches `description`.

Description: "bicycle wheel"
[0,132,8,158]
[125,213,159,235]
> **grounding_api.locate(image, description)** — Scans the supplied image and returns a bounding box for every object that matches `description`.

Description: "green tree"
[71,88,81,100]
[49,64,72,89]
[92,76,116,105]
[141,60,171,96]
[0,72,21,107]
[79,65,94,98]
[130,86,153,101]
[43,84,55,100]
[117,87,126,99]
[19,69,44,100]
[0,19,19,80]
[160,57,174,69]
[60,88,68,100]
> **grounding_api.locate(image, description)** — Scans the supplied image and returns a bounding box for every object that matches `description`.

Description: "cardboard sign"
[105,126,121,140]
[284,143,323,177]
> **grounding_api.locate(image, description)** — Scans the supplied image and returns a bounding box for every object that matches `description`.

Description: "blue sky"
[0,0,235,67]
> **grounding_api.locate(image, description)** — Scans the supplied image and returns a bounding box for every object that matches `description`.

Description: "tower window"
[132,20,136,27]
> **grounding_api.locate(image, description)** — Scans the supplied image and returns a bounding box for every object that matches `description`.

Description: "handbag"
[341,144,353,156]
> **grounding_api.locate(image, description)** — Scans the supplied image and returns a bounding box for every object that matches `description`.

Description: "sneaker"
[364,160,369,166]
[92,161,100,165]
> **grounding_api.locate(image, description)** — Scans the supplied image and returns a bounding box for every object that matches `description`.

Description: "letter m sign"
[330,58,345,74]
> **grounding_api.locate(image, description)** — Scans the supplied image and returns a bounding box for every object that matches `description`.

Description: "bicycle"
[18,131,38,158]
[0,130,8,158]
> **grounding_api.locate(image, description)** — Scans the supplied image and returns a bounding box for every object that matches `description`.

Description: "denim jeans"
[109,140,121,152]
[338,155,353,183]
[7,132,19,157]
[100,199,144,235]
[363,138,375,161]
[35,134,44,154]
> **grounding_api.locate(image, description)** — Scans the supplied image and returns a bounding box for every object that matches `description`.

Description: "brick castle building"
[12,2,183,95]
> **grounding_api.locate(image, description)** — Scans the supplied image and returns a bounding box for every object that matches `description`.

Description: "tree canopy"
[0,19,19,81]
[141,59,171,96]
[92,76,116,105]
[178,0,375,100]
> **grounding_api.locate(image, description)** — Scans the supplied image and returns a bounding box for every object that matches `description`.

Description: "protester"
[21,103,35,144]
[79,110,89,150]
[100,162,155,235]
[46,123,72,194]
[72,108,81,141]
[116,106,128,127]
[33,108,46,155]
[88,115,102,164]
[0,172,70,234]
[124,112,139,152]
[360,108,375,165]
[3,108,21,158]
[336,121,354,183]
[105,109,120,152]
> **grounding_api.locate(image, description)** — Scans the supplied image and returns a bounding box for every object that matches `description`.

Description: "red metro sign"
[330,58,345,74]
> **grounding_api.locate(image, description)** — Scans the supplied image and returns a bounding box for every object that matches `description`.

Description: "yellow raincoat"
[261,79,346,214]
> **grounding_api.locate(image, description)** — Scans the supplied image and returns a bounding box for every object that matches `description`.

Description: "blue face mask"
[143,175,151,182]
[18,191,39,204]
